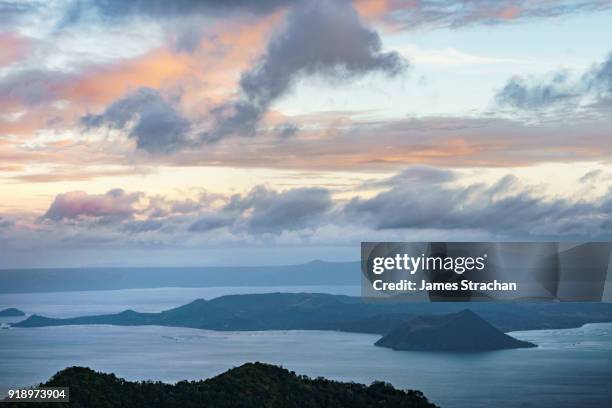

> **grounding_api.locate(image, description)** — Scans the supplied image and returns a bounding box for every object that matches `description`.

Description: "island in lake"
[2,363,438,408]
[375,309,536,351]
[0,308,25,317]
[11,292,612,352]
[12,292,612,334]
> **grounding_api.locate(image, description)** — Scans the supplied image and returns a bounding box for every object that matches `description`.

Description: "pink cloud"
[43,189,141,221]
[0,32,31,67]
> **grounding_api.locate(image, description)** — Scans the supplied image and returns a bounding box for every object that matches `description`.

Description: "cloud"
[344,171,612,238]
[377,166,456,186]
[275,123,300,138]
[0,46,191,113]
[496,52,612,111]
[66,0,294,21]
[0,1,40,27]
[0,217,14,229]
[0,32,31,66]
[3,169,612,267]
[59,1,407,152]
[580,169,604,183]
[357,0,612,30]
[582,52,612,104]
[167,115,611,171]
[188,214,234,232]
[40,184,333,237]
[55,0,612,30]
[0,69,73,107]
[189,186,333,234]
[495,72,578,110]
[81,87,191,153]
[201,0,407,142]
[241,187,333,233]
[43,189,141,221]
[35,173,610,242]
[122,219,164,233]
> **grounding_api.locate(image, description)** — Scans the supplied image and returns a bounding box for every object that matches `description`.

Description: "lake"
[1,286,611,408]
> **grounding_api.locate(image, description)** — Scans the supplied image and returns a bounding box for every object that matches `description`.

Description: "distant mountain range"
[1,363,438,408]
[0,261,359,293]
[375,309,536,351]
[12,292,612,334]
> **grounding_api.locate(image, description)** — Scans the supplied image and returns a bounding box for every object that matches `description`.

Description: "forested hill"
[4,363,438,408]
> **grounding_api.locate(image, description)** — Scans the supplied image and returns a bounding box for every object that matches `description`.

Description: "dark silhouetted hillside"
[4,363,438,408]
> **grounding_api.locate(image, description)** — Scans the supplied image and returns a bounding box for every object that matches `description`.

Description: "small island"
[2,363,439,408]
[0,308,25,317]
[375,309,536,352]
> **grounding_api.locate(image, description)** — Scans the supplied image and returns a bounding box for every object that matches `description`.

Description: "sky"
[1,0,611,268]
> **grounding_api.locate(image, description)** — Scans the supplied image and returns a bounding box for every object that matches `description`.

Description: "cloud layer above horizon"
[1,0,611,267]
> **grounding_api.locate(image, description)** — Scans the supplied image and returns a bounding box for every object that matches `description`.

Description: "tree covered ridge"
[6,362,439,408]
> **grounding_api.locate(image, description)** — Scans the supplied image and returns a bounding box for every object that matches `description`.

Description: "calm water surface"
[1,287,611,408]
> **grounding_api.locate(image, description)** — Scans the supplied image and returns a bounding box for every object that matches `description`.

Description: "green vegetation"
[5,363,438,408]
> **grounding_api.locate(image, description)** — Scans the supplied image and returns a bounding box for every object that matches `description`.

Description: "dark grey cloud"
[188,186,333,234]
[81,87,191,154]
[201,0,408,142]
[244,187,333,233]
[344,171,612,238]
[496,53,612,111]
[188,214,234,232]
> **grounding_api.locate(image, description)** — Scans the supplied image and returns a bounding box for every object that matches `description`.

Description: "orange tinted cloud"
[63,48,191,106]
[65,11,282,109]
[354,0,388,18]
[1,12,282,141]
[354,0,415,23]
[498,6,522,20]
[179,11,284,107]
